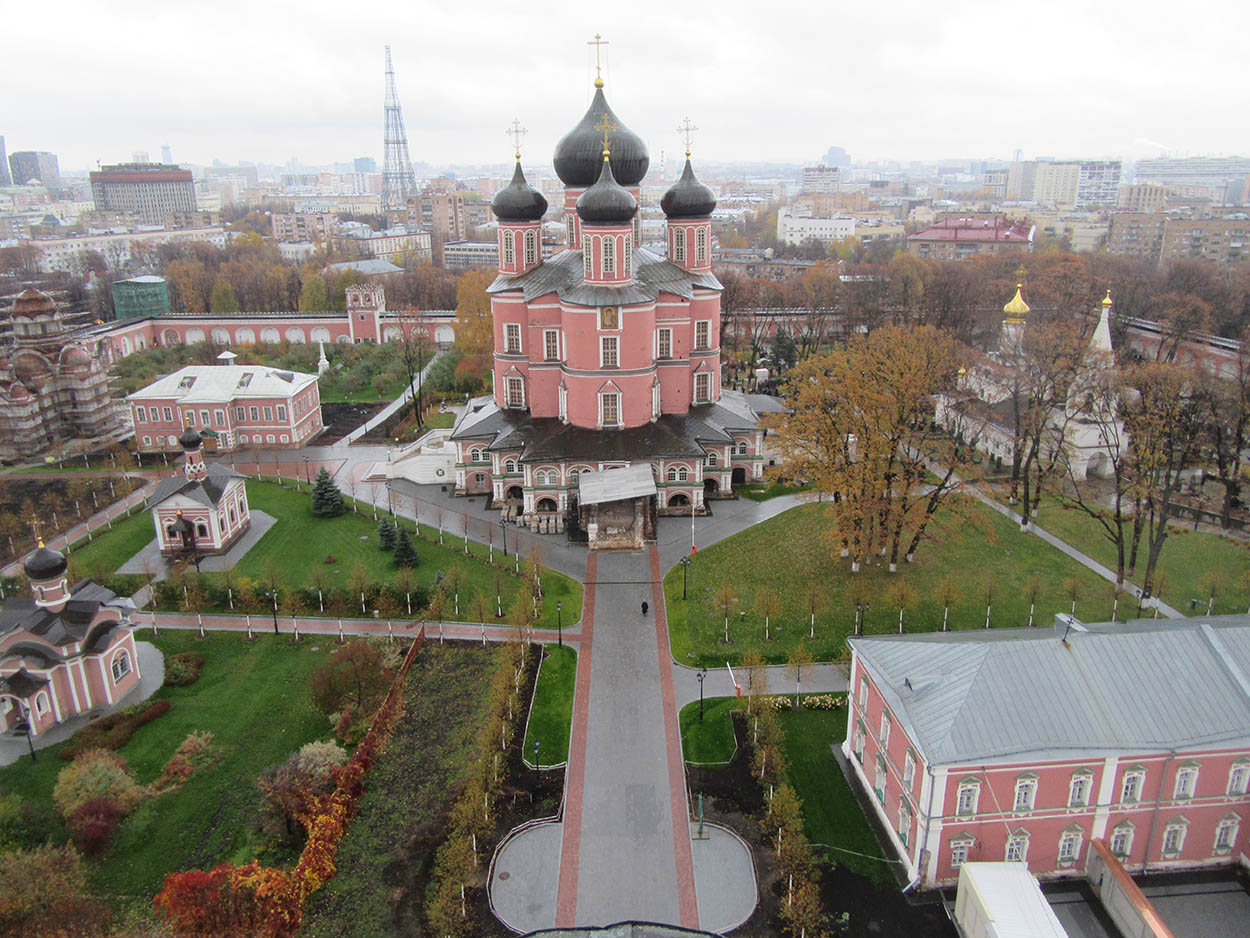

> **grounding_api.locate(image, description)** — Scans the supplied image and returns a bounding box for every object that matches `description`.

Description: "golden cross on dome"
[588,33,608,87]
[506,118,527,160]
[1014,263,1028,284]
[594,114,618,159]
[677,117,699,158]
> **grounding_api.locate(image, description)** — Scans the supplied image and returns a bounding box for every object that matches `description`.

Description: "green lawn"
[0,631,334,906]
[80,481,582,630]
[738,480,813,502]
[996,494,1250,615]
[301,644,502,938]
[666,499,1119,666]
[779,708,891,884]
[678,697,740,764]
[523,644,576,766]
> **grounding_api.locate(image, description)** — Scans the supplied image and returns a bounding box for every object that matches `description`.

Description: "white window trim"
[601,335,619,368]
[582,235,592,277]
[603,234,615,274]
[673,227,686,263]
[1058,829,1083,864]
[903,751,916,790]
[1228,762,1249,796]
[1069,771,1093,808]
[694,371,711,404]
[950,838,974,869]
[694,319,710,349]
[599,391,621,427]
[657,327,672,360]
[544,329,560,361]
[879,712,891,748]
[1214,815,1240,851]
[525,230,537,266]
[1162,821,1187,856]
[1110,823,1134,857]
[505,322,522,354]
[1005,831,1029,863]
[1174,766,1198,800]
[505,376,525,408]
[956,781,980,818]
[695,226,707,262]
[1121,769,1145,804]
[1013,777,1037,813]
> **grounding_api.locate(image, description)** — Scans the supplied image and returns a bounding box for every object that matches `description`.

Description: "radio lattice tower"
[382,45,419,211]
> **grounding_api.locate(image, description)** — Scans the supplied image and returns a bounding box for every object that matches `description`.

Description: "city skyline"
[3,0,1250,173]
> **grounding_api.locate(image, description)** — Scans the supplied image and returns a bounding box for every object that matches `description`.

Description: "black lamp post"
[533,738,540,787]
[16,701,36,762]
[557,600,563,647]
[680,556,691,600]
[500,517,507,556]
[303,455,310,485]
[268,590,279,635]
[696,667,707,723]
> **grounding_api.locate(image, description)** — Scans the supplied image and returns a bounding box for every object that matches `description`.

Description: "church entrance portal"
[704,478,719,497]
[536,497,557,513]
[506,485,523,501]
[731,467,747,485]
[668,493,690,507]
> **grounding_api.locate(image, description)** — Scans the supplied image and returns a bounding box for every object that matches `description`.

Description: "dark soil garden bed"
[319,401,389,444]
[687,713,955,938]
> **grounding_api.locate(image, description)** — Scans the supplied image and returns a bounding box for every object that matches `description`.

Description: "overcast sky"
[5,0,1249,174]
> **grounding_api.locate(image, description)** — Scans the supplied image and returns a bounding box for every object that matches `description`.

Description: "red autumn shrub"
[69,797,125,855]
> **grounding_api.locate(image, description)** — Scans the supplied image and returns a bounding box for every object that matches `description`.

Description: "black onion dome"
[661,159,717,218]
[553,88,649,187]
[179,426,202,450]
[25,542,67,580]
[492,161,548,222]
[576,157,637,224]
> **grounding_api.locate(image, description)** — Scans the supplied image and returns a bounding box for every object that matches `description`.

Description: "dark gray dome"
[25,542,66,580]
[179,426,202,450]
[661,159,717,218]
[576,156,637,224]
[492,161,548,222]
[554,88,649,187]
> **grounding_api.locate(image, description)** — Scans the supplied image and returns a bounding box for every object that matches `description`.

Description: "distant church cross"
[595,114,618,155]
[588,33,608,84]
[507,119,527,159]
[677,117,699,157]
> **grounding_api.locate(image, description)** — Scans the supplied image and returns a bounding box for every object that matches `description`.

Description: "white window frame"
[898,800,911,846]
[707,451,718,467]
[1005,831,1029,863]
[1121,768,1145,804]
[582,235,592,277]
[600,391,620,427]
[950,838,973,869]
[1069,771,1093,808]
[1013,776,1037,813]
[505,376,524,408]
[544,329,560,361]
[558,383,568,421]
[879,711,891,748]
[163,406,173,422]
[1228,762,1250,796]
[1110,822,1134,857]
[1058,828,1083,864]
[874,756,887,803]
[903,751,916,790]
[956,780,979,818]
[1175,765,1198,800]
[505,323,522,354]
[111,651,131,682]
[853,719,866,762]
[235,406,245,421]
[185,410,195,426]
[695,226,707,262]
[1162,820,1187,856]
[525,230,537,266]
[503,230,515,266]
[602,234,615,274]
[250,406,259,421]
[276,405,287,422]
[673,227,686,263]
[263,406,273,421]
[1214,815,1240,851]
[135,405,146,423]
[694,319,710,349]
[694,372,711,403]
[657,327,672,359]
[601,335,619,367]
[624,233,632,275]
[858,674,868,709]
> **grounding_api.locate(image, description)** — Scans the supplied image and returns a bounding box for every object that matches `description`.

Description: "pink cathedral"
[450,75,769,547]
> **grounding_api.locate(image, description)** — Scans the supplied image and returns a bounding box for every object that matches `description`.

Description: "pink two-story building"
[450,76,769,545]
[845,616,1250,890]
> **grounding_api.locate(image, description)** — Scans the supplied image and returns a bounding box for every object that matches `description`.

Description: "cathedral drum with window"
[0,541,142,738]
[450,73,769,545]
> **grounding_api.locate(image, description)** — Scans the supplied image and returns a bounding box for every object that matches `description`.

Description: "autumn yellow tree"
[454,268,495,360]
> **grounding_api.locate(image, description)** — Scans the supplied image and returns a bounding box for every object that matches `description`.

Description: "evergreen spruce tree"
[377,518,397,550]
[393,528,419,568]
[311,467,346,517]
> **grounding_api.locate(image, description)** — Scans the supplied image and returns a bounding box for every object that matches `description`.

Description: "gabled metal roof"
[851,616,1250,766]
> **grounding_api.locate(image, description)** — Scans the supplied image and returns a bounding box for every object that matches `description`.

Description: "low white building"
[776,208,855,246]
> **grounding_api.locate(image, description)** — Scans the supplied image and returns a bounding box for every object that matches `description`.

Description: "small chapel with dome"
[450,69,771,549]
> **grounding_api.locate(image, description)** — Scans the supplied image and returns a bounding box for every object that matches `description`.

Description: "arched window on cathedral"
[583,236,592,277]
[678,467,689,481]
[505,459,518,474]
[707,452,718,467]
[673,228,686,263]
[624,234,632,275]
[696,227,707,262]
[502,231,515,266]
[525,230,537,266]
[603,236,615,274]
[737,441,748,455]
[667,466,678,482]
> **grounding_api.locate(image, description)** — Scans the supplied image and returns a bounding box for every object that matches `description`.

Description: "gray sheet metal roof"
[487,247,721,304]
[150,463,246,509]
[851,617,1250,766]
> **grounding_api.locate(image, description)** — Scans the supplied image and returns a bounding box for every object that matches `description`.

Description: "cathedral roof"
[150,462,246,509]
[9,289,58,319]
[0,582,120,648]
[492,161,548,222]
[661,159,717,218]
[24,540,67,581]
[576,155,637,224]
[487,245,721,306]
[553,87,649,187]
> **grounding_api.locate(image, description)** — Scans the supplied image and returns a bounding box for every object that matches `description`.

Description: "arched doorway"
[668,493,690,507]
[732,467,747,485]
[704,478,719,497]
[506,485,523,501]
[536,497,557,512]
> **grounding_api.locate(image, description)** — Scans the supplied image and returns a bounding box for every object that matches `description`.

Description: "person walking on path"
[641,600,649,615]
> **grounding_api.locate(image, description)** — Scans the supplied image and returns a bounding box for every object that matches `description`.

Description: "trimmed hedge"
[164,651,204,687]
[59,699,171,762]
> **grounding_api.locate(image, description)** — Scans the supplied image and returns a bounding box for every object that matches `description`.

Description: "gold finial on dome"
[506,118,527,162]
[36,536,44,548]
[1003,283,1030,325]
[588,33,608,88]
[677,117,698,159]
[1102,289,1113,308]
[595,114,617,162]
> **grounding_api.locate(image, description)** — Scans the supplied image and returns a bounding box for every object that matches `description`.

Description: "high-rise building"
[8,151,61,191]
[161,144,173,164]
[800,165,840,193]
[132,150,150,164]
[90,162,196,224]
[0,136,10,186]
[354,156,377,173]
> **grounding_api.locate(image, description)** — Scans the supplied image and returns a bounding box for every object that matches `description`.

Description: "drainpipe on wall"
[912,762,939,891]
[1141,750,1176,876]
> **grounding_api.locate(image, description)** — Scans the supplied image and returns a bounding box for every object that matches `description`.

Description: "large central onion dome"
[661,158,717,218]
[491,161,548,222]
[10,289,57,320]
[554,88,649,187]
[576,154,638,224]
